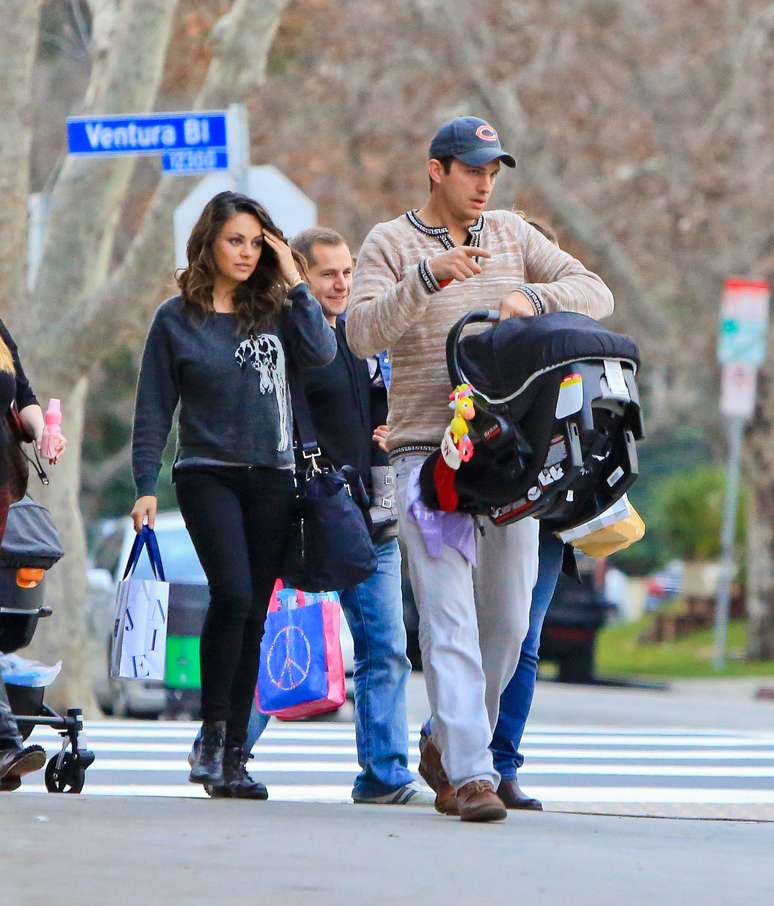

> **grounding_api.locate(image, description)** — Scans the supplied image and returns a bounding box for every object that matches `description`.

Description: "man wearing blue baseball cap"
[347,115,614,822]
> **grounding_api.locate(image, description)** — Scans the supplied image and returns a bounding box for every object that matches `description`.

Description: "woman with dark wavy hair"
[130,191,336,797]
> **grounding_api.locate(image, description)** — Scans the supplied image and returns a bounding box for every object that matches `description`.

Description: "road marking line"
[28,739,774,761]
[16,783,774,805]
[27,755,774,778]
[80,721,774,739]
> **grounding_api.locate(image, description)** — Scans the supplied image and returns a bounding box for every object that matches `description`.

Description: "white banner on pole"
[720,362,758,419]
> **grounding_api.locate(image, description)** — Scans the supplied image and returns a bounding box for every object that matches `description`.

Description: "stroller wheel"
[45,753,86,794]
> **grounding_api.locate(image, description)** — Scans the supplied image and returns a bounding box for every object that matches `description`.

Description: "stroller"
[419,310,644,531]
[0,494,95,793]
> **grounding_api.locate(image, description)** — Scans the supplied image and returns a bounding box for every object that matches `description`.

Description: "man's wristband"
[418,258,442,294]
[518,284,544,316]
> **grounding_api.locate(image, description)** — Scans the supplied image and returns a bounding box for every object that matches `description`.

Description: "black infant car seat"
[419,310,645,530]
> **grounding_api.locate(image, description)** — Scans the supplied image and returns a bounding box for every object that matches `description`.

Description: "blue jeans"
[421,531,564,781]
[246,538,414,799]
[490,531,564,780]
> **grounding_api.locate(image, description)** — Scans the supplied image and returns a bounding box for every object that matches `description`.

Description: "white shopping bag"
[110,526,169,680]
[110,578,169,680]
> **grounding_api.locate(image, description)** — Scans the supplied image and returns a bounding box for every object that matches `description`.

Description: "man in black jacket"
[243,228,432,805]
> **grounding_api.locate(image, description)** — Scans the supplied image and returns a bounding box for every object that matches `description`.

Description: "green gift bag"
[164,584,209,690]
[164,635,201,689]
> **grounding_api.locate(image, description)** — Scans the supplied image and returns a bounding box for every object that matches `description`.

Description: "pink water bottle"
[40,399,62,461]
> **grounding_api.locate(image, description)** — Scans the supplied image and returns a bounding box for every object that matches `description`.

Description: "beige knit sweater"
[346,209,614,451]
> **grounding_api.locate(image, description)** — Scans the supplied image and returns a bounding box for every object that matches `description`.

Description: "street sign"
[717,278,770,366]
[173,166,317,269]
[66,111,228,169]
[162,148,229,174]
[720,362,757,419]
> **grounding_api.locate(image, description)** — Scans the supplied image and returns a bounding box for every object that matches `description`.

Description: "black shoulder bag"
[282,370,378,592]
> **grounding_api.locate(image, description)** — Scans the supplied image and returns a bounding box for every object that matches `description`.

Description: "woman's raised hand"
[263,231,303,287]
[130,496,158,533]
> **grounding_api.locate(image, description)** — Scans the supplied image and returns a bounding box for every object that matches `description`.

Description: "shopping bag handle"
[122,525,166,582]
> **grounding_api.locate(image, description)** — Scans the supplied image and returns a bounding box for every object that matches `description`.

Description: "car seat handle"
[446,309,500,387]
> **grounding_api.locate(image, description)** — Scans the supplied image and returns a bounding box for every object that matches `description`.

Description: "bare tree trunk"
[26,379,92,708]
[411,0,669,341]
[17,0,178,712]
[745,365,774,658]
[72,0,293,363]
[14,0,290,711]
[0,0,42,315]
[26,0,179,356]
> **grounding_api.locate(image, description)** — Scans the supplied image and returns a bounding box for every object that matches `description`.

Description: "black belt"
[388,443,437,463]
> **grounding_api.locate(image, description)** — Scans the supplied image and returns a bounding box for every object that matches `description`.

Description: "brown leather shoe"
[497,779,543,811]
[457,780,507,822]
[0,744,45,782]
[418,733,458,816]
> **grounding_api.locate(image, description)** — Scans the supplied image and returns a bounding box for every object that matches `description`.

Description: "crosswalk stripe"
[19,738,774,760]
[29,758,774,778]
[84,721,770,737]
[21,720,774,806]
[16,783,774,805]
[33,724,774,747]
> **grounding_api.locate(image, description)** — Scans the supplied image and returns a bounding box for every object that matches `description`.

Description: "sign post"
[714,278,770,669]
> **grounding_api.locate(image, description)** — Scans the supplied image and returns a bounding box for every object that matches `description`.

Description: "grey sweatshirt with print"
[132,284,336,497]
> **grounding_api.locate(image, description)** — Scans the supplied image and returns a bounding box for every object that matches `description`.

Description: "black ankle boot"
[220,746,269,800]
[189,720,226,785]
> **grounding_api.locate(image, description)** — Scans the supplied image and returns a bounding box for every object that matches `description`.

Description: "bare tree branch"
[413,0,669,338]
[68,0,292,363]
[0,0,43,321]
[82,439,131,492]
[22,0,178,367]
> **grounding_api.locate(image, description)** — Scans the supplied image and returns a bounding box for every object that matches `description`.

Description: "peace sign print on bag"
[234,333,290,451]
[266,624,312,691]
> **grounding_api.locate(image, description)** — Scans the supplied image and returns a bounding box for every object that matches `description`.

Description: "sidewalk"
[4,793,774,906]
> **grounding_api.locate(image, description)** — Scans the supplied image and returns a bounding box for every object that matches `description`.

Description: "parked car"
[539,555,616,683]
[86,511,356,718]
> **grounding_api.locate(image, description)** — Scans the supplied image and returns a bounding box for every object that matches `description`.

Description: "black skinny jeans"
[174,466,296,745]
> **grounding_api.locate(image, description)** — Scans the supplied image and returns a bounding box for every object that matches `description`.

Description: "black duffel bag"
[283,461,377,592]
[282,369,377,593]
